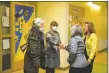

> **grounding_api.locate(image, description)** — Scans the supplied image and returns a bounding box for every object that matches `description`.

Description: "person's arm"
[28,30,41,67]
[56,32,63,49]
[66,38,78,63]
[58,32,62,44]
[89,34,98,61]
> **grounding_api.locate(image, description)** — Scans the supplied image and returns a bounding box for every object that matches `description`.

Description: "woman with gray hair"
[65,25,88,73]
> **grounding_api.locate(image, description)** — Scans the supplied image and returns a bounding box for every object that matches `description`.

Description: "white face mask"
[52,26,57,31]
[39,27,44,32]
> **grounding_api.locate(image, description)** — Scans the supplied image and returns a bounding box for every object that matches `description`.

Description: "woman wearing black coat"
[24,18,44,73]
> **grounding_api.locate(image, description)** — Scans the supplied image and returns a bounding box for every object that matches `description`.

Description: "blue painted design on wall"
[15,5,34,52]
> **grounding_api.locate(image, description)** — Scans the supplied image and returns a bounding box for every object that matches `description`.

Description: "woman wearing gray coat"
[65,25,88,73]
[45,21,63,73]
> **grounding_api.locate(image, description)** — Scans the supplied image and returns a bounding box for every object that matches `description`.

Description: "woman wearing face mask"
[64,25,88,73]
[24,18,45,73]
[45,21,63,73]
[84,22,98,73]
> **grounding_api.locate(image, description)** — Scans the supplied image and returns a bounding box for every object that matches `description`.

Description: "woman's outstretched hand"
[58,43,65,49]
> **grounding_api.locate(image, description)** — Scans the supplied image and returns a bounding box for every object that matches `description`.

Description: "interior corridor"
[0,2,108,73]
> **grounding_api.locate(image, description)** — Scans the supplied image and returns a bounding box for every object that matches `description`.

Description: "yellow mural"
[15,13,35,62]
[10,3,35,63]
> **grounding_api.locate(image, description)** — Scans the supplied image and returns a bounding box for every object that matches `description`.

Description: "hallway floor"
[13,49,108,73]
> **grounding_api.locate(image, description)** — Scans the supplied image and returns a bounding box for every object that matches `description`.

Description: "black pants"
[46,67,55,73]
[69,67,87,73]
[85,56,95,73]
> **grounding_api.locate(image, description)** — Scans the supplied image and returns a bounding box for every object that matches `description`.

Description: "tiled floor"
[13,50,108,73]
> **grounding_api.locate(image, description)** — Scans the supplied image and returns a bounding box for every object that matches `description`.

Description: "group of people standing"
[24,18,98,73]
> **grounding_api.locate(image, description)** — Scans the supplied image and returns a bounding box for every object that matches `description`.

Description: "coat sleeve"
[57,32,61,44]
[89,34,98,60]
[66,38,78,61]
[28,30,41,67]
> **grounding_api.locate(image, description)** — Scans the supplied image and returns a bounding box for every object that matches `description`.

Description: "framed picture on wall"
[2,38,10,50]
[2,16,10,27]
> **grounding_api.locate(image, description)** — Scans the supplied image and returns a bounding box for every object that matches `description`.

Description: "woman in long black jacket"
[24,18,44,73]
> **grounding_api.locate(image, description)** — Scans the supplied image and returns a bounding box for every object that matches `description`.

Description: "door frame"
[10,2,35,71]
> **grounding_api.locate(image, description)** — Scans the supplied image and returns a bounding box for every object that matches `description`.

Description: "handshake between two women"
[58,43,66,49]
